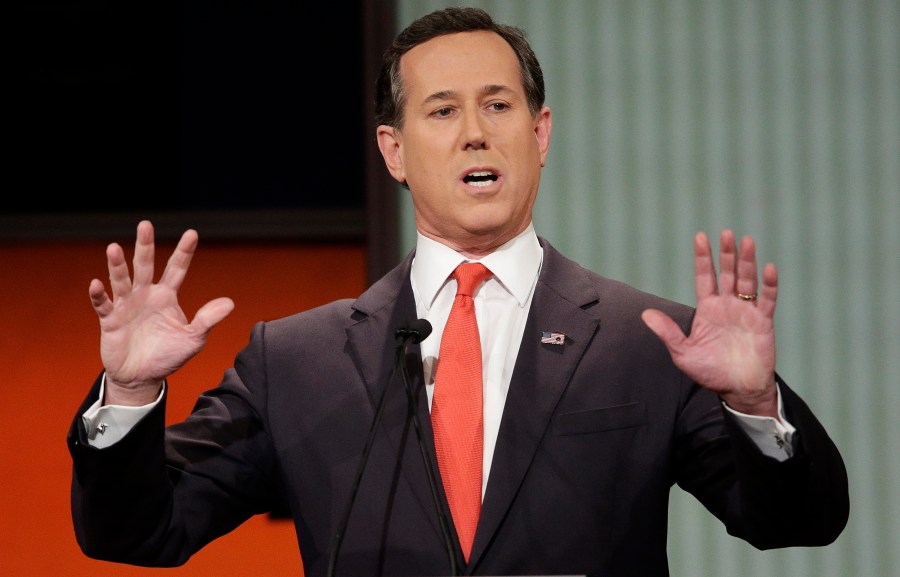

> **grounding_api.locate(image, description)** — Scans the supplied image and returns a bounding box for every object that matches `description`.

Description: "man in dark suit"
[69,7,849,577]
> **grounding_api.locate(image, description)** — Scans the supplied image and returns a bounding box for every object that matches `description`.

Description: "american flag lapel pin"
[541,331,566,345]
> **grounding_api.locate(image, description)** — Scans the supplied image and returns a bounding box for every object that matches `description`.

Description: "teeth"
[464,170,497,187]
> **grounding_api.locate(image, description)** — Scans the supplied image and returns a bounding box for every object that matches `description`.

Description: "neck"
[417,224,532,260]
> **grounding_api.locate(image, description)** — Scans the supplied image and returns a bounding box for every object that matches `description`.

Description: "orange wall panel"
[0,238,368,576]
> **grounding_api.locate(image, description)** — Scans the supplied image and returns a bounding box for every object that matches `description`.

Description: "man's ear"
[376,125,406,183]
[534,106,552,167]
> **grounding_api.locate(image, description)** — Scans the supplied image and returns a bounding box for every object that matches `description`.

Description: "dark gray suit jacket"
[69,239,849,577]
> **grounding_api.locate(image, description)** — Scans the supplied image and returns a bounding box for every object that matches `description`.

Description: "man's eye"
[489,102,509,112]
[434,107,453,118]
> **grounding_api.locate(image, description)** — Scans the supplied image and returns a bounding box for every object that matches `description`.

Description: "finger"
[191,297,235,332]
[88,278,113,318]
[757,262,778,317]
[734,235,759,301]
[159,229,199,292]
[132,220,156,287]
[717,229,738,296]
[693,231,718,299]
[106,241,133,299]
[641,309,687,352]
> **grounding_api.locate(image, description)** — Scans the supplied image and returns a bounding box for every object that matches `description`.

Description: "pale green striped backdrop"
[394,1,899,576]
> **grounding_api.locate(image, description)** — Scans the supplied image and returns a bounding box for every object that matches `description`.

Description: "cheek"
[403,146,441,182]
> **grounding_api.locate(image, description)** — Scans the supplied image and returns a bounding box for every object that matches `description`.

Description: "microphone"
[327,320,457,577]
[395,318,433,344]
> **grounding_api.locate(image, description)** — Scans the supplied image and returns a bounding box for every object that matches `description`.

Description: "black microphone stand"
[326,321,457,577]
[397,325,458,577]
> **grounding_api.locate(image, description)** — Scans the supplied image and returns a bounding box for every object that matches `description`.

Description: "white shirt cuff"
[81,374,164,449]
[723,385,797,461]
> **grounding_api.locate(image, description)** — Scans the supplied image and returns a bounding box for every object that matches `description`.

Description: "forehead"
[399,30,523,100]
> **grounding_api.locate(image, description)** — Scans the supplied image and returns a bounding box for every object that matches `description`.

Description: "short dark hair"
[374,6,545,129]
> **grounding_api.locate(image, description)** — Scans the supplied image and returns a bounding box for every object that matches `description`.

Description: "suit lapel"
[469,241,602,567]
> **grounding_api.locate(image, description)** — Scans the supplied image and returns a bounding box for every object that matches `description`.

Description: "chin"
[460,218,507,237]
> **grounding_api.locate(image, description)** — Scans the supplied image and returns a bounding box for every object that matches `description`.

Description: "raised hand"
[88,220,235,406]
[641,229,779,417]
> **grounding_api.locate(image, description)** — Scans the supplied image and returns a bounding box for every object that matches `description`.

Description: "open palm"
[88,221,234,402]
[641,230,779,417]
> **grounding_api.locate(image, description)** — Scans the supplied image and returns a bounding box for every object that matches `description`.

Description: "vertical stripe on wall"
[394,2,900,575]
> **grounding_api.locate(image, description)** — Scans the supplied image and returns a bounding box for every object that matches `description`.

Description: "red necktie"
[432,262,493,563]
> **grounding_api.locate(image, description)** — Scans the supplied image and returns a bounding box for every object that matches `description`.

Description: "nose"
[462,111,487,150]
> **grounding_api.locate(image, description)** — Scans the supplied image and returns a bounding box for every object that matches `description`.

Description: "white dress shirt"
[411,224,544,497]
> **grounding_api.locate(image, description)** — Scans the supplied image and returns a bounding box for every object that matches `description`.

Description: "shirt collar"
[411,222,543,310]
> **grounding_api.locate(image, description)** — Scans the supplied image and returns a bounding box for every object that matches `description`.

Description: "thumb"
[641,309,686,351]
[191,297,236,333]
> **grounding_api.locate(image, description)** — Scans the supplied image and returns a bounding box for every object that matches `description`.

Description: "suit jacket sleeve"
[68,322,282,567]
[699,376,850,548]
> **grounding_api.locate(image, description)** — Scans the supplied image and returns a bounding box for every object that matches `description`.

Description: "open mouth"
[463,171,498,187]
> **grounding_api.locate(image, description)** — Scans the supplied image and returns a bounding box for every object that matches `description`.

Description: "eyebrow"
[422,84,514,106]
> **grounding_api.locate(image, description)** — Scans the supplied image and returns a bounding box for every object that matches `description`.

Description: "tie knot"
[452,262,492,297]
